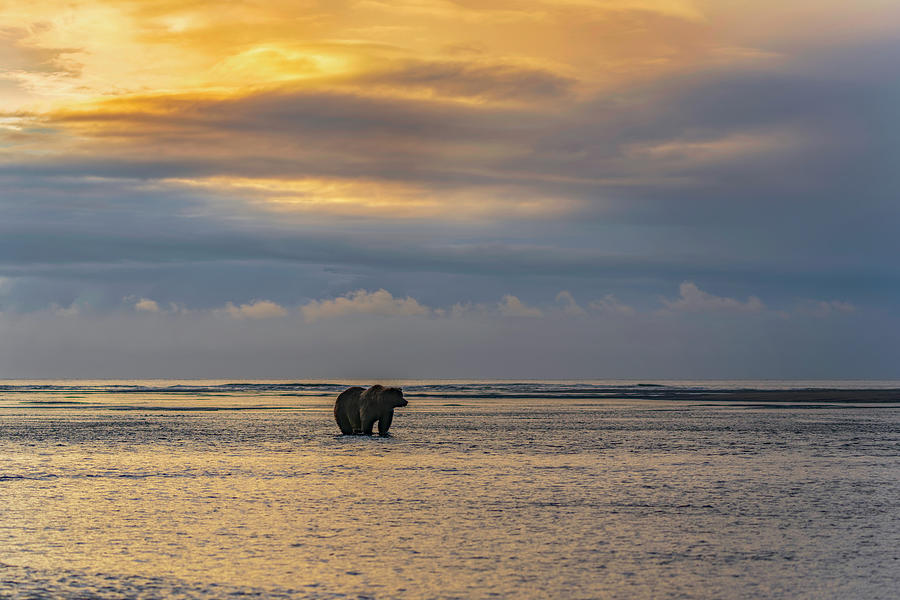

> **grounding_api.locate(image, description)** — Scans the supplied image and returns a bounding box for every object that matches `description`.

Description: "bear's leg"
[348,408,363,434]
[378,410,393,436]
[335,408,354,435]
[361,414,378,435]
[336,387,365,434]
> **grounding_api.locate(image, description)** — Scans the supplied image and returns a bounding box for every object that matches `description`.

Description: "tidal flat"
[1,381,898,599]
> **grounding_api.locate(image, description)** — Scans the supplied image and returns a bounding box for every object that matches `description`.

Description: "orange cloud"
[218,300,289,319]
[301,289,429,322]
[3,0,896,225]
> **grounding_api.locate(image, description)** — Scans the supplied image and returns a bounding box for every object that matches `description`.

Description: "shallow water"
[1,381,899,599]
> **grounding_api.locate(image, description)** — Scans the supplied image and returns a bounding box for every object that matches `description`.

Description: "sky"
[1,0,898,379]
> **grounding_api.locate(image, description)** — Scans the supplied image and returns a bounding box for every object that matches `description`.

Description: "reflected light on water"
[1,382,898,598]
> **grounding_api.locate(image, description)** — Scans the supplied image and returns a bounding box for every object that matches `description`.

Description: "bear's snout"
[397,398,408,407]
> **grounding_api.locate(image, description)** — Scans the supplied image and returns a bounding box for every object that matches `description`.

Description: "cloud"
[0,25,83,98]
[797,299,856,318]
[662,282,764,313]
[133,298,160,313]
[52,303,79,317]
[219,299,288,319]
[498,294,542,317]
[353,0,546,23]
[354,58,577,102]
[10,87,587,221]
[0,294,894,380]
[625,131,800,168]
[6,34,898,238]
[300,289,429,322]
[555,290,586,315]
[356,0,706,24]
[446,301,485,319]
[588,294,635,316]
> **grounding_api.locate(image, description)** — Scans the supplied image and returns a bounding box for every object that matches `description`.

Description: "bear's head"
[384,386,408,407]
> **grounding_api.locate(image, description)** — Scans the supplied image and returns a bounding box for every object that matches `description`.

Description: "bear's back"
[360,385,406,409]
[336,386,364,407]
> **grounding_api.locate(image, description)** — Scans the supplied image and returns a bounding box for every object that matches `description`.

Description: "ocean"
[1,380,898,599]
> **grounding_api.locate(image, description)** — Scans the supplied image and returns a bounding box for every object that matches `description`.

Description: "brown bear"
[334,385,408,436]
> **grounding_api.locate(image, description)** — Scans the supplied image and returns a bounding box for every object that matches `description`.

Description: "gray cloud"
[353,58,577,101]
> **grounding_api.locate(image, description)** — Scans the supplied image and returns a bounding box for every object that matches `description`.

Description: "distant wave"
[0,382,349,394]
[1,380,899,402]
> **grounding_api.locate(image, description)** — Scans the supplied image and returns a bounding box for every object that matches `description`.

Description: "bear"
[334,384,408,436]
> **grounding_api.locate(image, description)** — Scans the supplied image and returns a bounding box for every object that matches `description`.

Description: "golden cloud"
[4,0,895,223]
